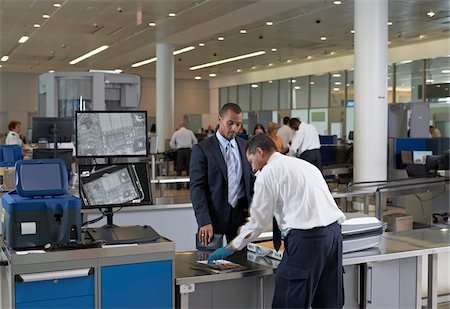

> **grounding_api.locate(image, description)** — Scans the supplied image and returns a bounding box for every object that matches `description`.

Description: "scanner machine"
[1,159,81,249]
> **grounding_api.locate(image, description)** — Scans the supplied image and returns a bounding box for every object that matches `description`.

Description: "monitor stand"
[85,208,160,245]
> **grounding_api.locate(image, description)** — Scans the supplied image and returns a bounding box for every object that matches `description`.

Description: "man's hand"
[198,224,213,246]
[207,246,234,264]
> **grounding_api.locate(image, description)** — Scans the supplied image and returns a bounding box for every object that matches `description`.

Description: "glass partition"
[309,108,328,135]
[250,83,262,111]
[229,86,238,103]
[310,74,329,108]
[261,80,278,110]
[291,76,309,109]
[279,78,291,110]
[330,72,345,107]
[238,84,250,111]
[219,87,228,107]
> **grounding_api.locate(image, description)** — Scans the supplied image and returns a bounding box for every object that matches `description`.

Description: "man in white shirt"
[170,122,198,188]
[208,134,346,308]
[289,117,322,171]
[5,120,23,146]
[277,116,293,152]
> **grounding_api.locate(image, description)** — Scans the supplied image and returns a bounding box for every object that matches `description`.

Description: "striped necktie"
[226,142,239,207]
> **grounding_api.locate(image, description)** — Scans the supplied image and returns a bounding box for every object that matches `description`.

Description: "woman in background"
[252,123,266,136]
[267,122,288,153]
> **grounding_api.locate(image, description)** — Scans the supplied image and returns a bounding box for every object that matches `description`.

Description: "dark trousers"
[176,148,191,189]
[299,148,322,172]
[225,197,249,243]
[272,221,344,309]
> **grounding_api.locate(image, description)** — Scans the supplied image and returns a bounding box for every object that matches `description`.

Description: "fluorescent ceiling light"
[236,69,242,72]
[271,48,277,52]
[53,3,61,7]
[209,73,217,77]
[350,30,355,34]
[168,13,176,17]
[251,84,258,88]
[333,87,340,91]
[427,11,435,18]
[294,86,301,90]
[0,64,2,68]
[33,24,40,28]
[173,46,195,55]
[218,37,224,41]
[387,21,393,26]
[194,76,201,80]
[132,46,195,67]
[266,21,273,26]
[399,60,412,64]
[441,69,450,74]
[132,57,157,67]
[198,43,205,47]
[333,1,342,4]
[69,45,109,64]
[18,36,29,43]
[1,56,9,62]
[320,36,327,41]
[240,29,247,34]
[332,73,341,77]
[190,50,266,70]
[335,81,342,85]
[42,14,50,19]
[114,69,122,73]
[49,70,55,73]
[148,22,156,27]
[307,56,313,60]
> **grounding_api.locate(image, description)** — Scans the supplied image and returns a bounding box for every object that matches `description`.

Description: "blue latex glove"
[207,246,234,264]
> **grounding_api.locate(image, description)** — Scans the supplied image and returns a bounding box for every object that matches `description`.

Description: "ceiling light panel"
[69,45,109,65]
[189,51,266,70]
[18,36,29,43]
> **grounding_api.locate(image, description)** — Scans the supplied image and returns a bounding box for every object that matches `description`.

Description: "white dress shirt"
[277,124,293,148]
[5,131,23,146]
[231,152,346,250]
[289,122,321,156]
[169,127,198,149]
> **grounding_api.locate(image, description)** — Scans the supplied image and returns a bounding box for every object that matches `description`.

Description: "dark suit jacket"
[189,134,255,234]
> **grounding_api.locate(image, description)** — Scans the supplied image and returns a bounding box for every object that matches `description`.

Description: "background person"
[208,134,346,308]
[169,122,198,189]
[190,103,255,245]
[429,125,442,138]
[252,123,266,136]
[277,116,293,151]
[5,120,23,146]
[266,122,288,153]
[289,117,322,171]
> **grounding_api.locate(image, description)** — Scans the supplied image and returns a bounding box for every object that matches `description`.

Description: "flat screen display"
[76,111,148,157]
[413,150,433,165]
[20,164,62,191]
[78,162,152,208]
[32,117,73,143]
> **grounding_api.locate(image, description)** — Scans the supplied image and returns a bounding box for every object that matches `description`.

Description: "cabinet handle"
[367,265,373,304]
[16,268,93,282]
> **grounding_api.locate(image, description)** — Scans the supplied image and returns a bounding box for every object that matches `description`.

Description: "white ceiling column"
[354,0,388,183]
[156,43,174,152]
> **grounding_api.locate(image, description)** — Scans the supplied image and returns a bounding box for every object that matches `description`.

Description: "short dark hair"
[245,134,276,155]
[283,116,290,125]
[220,103,242,116]
[289,117,300,128]
[8,120,21,131]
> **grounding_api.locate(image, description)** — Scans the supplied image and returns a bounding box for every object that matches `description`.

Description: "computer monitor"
[412,150,433,165]
[76,111,148,158]
[78,162,158,244]
[32,117,73,143]
[32,148,73,175]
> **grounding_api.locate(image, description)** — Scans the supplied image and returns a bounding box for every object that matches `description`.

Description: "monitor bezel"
[78,162,152,209]
[75,111,148,158]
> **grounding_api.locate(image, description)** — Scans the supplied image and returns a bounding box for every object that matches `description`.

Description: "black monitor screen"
[78,162,152,208]
[33,148,73,172]
[32,117,73,143]
[76,111,148,157]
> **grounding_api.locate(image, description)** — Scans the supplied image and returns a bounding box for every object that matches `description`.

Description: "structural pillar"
[156,43,174,152]
[354,0,388,182]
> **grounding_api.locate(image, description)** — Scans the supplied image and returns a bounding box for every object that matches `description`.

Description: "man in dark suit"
[190,103,255,245]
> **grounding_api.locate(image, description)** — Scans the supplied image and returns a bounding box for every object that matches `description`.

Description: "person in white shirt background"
[277,116,293,153]
[289,117,322,171]
[208,134,346,308]
[169,122,198,189]
[5,120,23,146]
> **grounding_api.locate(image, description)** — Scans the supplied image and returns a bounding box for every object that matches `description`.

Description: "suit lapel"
[211,136,227,179]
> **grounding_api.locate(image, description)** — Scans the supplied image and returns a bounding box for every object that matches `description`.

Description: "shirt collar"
[216,131,237,149]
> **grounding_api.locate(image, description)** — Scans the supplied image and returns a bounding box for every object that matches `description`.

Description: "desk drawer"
[15,268,94,304]
[16,295,94,308]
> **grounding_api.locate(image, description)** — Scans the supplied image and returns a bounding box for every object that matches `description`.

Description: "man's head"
[245,134,276,172]
[218,103,242,141]
[283,116,290,125]
[179,121,186,129]
[289,118,301,130]
[429,125,435,134]
[8,120,21,133]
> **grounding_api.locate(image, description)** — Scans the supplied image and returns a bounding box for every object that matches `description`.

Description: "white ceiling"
[0,0,449,79]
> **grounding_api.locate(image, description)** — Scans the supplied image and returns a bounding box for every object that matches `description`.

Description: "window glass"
[330,72,345,107]
[219,87,228,108]
[228,86,238,103]
[395,60,422,103]
[238,84,250,111]
[291,76,309,109]
[279,79,291,110]
[346,70,354,106]
[388,65,394,103]
[424,57,450,103]
[262,80,278,110]
[309,108,328,135]
[291,109,309,123]
[310,74,329,108]
[250,83,261,111]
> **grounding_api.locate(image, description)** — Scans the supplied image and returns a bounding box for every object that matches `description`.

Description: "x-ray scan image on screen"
[76,111,148,157]
[79,163,152,208]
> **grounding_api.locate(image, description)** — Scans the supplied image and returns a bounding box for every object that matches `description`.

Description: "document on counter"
[15,250,46,255]
[191,259,246,274]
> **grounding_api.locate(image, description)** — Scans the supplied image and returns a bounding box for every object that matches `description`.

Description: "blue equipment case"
[1,159,81,249]
[0,144,22,167]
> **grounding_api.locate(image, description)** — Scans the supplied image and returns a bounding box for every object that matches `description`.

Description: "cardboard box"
[383,213,413,232]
